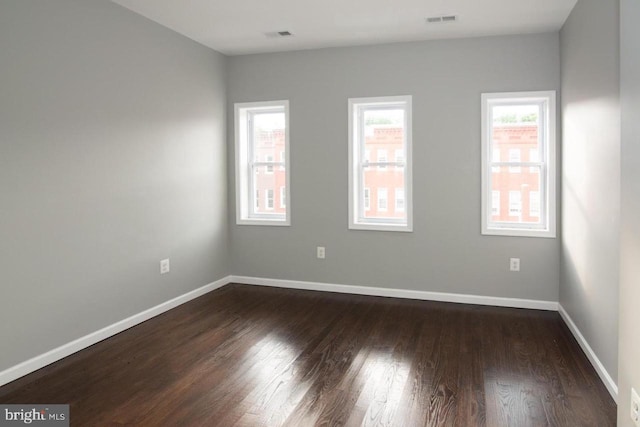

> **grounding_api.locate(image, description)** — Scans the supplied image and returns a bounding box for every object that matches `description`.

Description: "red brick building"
[491,125,541,224]
[253,123,539,224]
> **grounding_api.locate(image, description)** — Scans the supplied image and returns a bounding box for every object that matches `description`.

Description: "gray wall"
[228,34,560,302]
[559,0,620,386]
[619,0,640,423]
[0,1,228,372]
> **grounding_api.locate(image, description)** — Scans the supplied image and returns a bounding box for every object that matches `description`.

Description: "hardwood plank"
[0,284,616,426]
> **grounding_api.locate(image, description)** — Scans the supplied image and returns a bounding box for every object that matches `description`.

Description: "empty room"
[0,0,638,426]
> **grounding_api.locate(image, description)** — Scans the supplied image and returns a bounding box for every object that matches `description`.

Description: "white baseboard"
[1,273,615,408]
[558,304,618,402]
[229,275,559,311]
[0,275,232,388]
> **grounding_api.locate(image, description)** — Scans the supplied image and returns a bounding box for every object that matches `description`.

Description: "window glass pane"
[491,166,541,225]
[362,166,405,220]
[251,112,284,173]
[252,165,285,216]
[252,111,283,150]
[491,104,540,161]
[364,108,404,167]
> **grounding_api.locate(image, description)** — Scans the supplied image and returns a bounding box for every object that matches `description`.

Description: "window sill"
[349,223,413,233]
[237,218,290,227]
[482,227,555,238]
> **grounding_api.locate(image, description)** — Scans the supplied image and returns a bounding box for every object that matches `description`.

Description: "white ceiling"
[112,0,577,56]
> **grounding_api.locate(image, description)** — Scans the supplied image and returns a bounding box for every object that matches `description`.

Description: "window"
[492,149,500,173]
[235,100,290,225]
[395,149,404,171]
[265,155,274,174]
[378,188,388,211]
[529,191,540,217]
[509,191,522,217]
[529,148,538,173]
[492,191,500,216]
[349,96,412,232]
[377,149,388,170]
[508,149,521,173]
[364,188,371,211]
[266,189,274,210]
[395,188,405,212]
[481,91,556,238]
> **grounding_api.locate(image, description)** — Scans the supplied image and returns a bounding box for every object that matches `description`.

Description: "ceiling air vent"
[425,15,457,24]
[264,30,294,38]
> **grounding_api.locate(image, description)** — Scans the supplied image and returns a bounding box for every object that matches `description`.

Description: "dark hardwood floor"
[0,284,616,426]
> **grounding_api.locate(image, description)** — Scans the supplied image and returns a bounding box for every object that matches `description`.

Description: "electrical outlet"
[631,388,640,426]
[317,246,326,259]
[160,258,170,274]
[510,258,520,272]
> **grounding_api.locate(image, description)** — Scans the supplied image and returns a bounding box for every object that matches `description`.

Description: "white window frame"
[348,95,413,232]
[481,91,556,238]
[280,186,286,208]
[235,100,290,226]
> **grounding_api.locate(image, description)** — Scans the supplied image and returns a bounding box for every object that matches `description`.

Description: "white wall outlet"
[631,388,640,426]
[510,258,520,272]
[317,246,326,259]
[160,258,170,274]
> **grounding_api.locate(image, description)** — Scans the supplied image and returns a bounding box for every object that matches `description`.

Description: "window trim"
[235,100,290,226]
[481,91,556,238]
[348,95,413,232]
